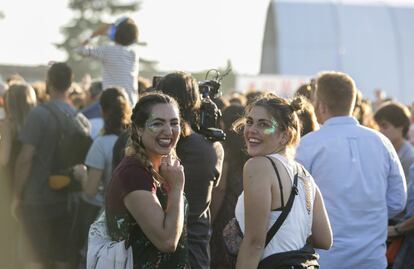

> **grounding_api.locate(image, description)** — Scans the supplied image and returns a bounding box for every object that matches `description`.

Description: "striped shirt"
[76,44,139,105]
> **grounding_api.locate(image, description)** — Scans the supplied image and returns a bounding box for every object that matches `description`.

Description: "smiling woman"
[104,92,190,268]
[230,92,332,269]
[139,103,181,160]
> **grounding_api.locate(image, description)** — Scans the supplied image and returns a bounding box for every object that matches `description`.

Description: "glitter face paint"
[145,114,180,133]
[146,115,160,133]
[263,119,278,135]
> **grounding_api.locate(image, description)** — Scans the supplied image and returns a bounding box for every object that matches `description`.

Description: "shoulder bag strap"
[264,156,284,207]
[264,159,299,247]
[42,102,63,131]
[41,103,65,172]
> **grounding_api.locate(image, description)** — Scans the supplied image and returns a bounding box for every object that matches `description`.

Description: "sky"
[1,0,414,75]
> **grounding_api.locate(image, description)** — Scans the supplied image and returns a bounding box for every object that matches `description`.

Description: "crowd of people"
[1,16,414,269]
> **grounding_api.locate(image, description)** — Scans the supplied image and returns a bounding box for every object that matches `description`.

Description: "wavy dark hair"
[156,71,201,137]
[100,87,131,135]
[221,104,249,164]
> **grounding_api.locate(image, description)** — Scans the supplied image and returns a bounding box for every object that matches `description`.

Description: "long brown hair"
[100,87,131,135]
[4,83,37,133]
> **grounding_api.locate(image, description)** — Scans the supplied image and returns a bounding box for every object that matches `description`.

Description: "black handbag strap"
[264,156,299,247]
[265,156,285,207]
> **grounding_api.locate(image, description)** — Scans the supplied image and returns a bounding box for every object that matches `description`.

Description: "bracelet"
[394,225,403,235]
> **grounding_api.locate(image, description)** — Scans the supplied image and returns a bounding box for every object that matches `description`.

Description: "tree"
[56,0,139,79]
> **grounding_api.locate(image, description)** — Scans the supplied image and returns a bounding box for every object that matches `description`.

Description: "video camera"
[197,68,231,142]
[152,68,230,142]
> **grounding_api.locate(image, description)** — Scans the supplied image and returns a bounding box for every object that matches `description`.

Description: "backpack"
[43,102,93,190]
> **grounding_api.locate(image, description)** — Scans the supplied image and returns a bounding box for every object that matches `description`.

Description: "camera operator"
[156,71,224,269]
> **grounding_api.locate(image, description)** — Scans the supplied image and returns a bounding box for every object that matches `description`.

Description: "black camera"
[196,69,229,142]
[152,69,230,142]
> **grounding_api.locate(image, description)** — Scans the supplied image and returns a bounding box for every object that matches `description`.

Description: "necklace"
[150,168,164,187]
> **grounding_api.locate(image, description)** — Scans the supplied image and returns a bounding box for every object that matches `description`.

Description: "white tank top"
[235,153,316,260]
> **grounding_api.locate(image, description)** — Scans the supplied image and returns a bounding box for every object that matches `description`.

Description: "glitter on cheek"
[263,119,278,135]
[146,115,161,133]
[264,126,276,135]
[147,124,159,133]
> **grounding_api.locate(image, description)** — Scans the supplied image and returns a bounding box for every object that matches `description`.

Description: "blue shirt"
[80,101,101,119]
[405,163,414,219]
[397,140,414,180]
[296,116,407,269]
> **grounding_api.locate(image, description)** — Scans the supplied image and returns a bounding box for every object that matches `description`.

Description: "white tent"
[261,0,414,102]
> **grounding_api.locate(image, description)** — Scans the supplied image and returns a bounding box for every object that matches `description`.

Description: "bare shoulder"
[246,155,285,169]
[243,156,275,182]
[244,156,269,170]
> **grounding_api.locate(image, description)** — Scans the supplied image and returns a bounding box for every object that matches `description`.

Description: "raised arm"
[75,23,111,58]
[82,23,111,45]
[124,157,185,253]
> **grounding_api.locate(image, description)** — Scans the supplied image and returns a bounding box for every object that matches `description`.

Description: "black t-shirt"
[176,132,224,223]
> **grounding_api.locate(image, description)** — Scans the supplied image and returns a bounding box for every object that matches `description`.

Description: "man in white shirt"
[296,71,407,269]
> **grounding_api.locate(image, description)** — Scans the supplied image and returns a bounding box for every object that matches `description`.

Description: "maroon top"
[106,156,156,215]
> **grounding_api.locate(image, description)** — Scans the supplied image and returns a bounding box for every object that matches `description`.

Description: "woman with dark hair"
[156,71,224,269]
[234,93,332,268]
[73,87,131,263]
[104,92,189,268]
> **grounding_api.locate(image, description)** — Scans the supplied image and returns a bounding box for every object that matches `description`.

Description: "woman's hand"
[72,164,87,182]
[125,154,185,252]
[388,225,399,237]
[159,154,185,191]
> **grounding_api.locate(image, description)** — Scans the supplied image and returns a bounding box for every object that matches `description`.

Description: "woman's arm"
[236,157,273,269]
[388,216,414,237]
[210,160,228,222]
[310,186,333,249]
[124,157,185,253]
[125,188,184,253]
[83,167,103,198]
[72,164,103,198]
